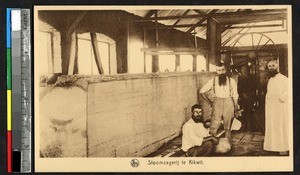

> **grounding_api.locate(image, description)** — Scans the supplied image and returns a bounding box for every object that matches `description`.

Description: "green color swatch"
[7,48,11,89]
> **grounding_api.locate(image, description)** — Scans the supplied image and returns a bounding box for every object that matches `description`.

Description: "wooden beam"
[146,23,207,29]
[90,32,104,74]
[144,10,157,18]
[187,9,218,33]
[141,47,207,52]
[47,33,54,73]
[73,34,79,74]
[143,28,146,73]
[192,55,197,72]
[67,33,76,75]
[193,9,207,16]
[206,17,221,65]
[175,54,180,71]
[233,30,287,35]
[145,51,206,55]
[205,54,209,71]
[220,9,247,34]
[221,24,252,46]
[61,12,86,75]
[217,13,286,24]
[155,11,159,47]
[227,24,283,29]
[157,10,190,43]
[66,11,87,36]
[61,31,69,74]
[213,9,286,18]
[152,55,159,72]
[134,14,208,22]
[221,44,287,52]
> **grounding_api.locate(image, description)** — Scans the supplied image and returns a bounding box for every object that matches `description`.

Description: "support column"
[61,30,71,75]
[91,32,104,74]
[175,54,180,71]
[152,55,159,72]
[206,17,221,66]
[205,54,209,71]
[152,11,159,73]
[192,55,197,72]
[67,32,77,75]
[61,12,86,75]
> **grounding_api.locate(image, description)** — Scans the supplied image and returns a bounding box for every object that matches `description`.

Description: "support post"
[152,55,159,72]
[175,54,180,71]
[152,11,159,72]
[90,32,104,74]
[143,28,146,73]
[205,54,209,71]
[206,17,221,66]
[192,55,197,72]
[67,32,77,75]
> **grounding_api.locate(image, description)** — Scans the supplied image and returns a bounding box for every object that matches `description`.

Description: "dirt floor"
[146,131,288,157]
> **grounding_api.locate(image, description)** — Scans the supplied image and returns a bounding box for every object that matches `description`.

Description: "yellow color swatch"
[7,90,11,131]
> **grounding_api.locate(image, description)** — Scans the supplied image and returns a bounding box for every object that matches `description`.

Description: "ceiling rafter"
[193,9,207,16]
[186,9,218,33]
[144,10,157,18]
[220,9,246,34]
[157,10,191,43]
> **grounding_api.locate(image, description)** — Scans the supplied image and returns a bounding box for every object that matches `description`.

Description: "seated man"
[182,104,219,157]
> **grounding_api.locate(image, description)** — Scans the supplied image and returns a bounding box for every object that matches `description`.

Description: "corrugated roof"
[125,8,288,46]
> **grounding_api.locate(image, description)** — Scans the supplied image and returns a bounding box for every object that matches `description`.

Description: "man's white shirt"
[182,118,210,152]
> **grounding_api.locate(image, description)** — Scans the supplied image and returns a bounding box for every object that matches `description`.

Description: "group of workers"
[182,60,289,156]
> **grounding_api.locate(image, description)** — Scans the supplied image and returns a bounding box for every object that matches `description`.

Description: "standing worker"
[199,63,239,142]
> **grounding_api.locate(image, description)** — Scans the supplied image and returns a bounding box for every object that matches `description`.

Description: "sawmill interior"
[36,7,289,157]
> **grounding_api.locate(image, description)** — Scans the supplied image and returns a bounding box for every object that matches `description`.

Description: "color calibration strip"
[7,8,32,173]
[7,8,12,173]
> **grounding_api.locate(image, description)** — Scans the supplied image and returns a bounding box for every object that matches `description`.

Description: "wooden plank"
[90,32,104,74]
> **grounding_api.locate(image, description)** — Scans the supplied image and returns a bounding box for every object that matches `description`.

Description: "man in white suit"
[263,60,289,155]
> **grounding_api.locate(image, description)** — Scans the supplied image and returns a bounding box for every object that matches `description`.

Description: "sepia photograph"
[34,5,293,172]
